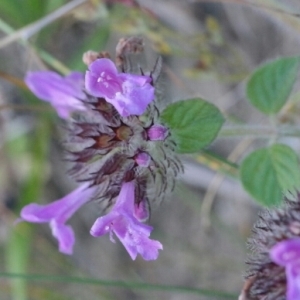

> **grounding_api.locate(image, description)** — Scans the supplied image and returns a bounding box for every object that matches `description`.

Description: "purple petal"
[21,202,66,223]
[90,181,163,260]
[105,96,128,117]
[85,58,155,117]
[113,79,154,116]
[20,183,95,255]
[113,217,162,261]
[134,200,149,221]
[127,84,154,115]
[90,182,136,237]
[136,238,163,261]
[21,183,93,224]
[147,124,169,141]
[50,219,75,255]
[90,211,120,237]
[66,71,85,84]
[88,58,118,76]
[270,239,300,266]
[26,71,85,100]
[113,181,135,213]
[286,263,300,300]
[119,73,151,86]
[85,58,122,98]
[135,152,151,168]
[25,71,86,119]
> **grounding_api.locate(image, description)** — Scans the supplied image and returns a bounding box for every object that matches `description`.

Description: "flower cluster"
[240,200,300,300]
[21,37,182,260]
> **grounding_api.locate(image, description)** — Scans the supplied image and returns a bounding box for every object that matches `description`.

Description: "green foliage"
[19,118,50,209]
[0,0,65,28]
[5,224,33,300]
[160,98,224,153]
[246,56,300,114]
[5,116,50,300]
[240,144,300,206]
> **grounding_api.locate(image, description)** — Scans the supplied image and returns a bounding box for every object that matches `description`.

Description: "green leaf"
[160,98,224,153]
[246,56,300,114]
[0,0,48,28]
[240,144,300,206]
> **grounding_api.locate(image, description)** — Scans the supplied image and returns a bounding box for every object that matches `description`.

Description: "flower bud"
[147,124,168,141]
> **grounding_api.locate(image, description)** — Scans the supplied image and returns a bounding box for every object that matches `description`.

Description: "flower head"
[25,71,86,118]
[20,183,95,254]
[85,58,154,116]
[21,37,182,261]
[240,200,300,300]
[90,181,162,260]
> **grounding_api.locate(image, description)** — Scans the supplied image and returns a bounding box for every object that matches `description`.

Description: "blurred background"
[1,0,300,299]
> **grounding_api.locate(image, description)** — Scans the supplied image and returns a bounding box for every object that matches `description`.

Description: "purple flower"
[85,58,155,117]
[25,71,86,119]
[135,152,151,167]
[134,200,149,222]
[20,183,95,255]
[147,124,168,141]
[270,238,300,300]
[90,181,162,260]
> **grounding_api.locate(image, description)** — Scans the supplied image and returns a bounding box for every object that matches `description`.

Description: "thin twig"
[0,104,53,112]
[0,71,28,89]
